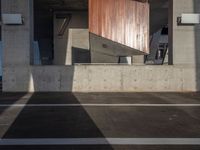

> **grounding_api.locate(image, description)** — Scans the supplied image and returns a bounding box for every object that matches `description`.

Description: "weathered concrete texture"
[54,28,89,65]
[90,33,146,63]
[91,51,119,64]
[31,66,75,92]
[172,0,200,65]
[1,0,33,66]
[54,29,90,65]
[132,56,144,64]
[3,66,32,92]
[171,0,200,90]
[72,29,90,64]
[71,65,196,92]
[53,12,88,65]
[1,0,34,92]
[2,64,197,92]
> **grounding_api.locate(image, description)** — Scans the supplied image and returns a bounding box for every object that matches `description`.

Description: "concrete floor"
[0,92,200,149]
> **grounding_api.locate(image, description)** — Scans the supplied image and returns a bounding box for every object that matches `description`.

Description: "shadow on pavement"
[1,93,113,149]
[0,93,27,115]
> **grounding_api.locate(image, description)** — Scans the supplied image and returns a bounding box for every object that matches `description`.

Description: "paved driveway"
[0,92,200,149]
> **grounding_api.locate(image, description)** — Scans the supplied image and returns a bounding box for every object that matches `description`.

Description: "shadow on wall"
[38,39,53,65]
[34,9,54,65]
[54,12,88,65]
[72,47,91,64]
[194,0,200,91]
[30,66,75,92]
[1,93,114,150]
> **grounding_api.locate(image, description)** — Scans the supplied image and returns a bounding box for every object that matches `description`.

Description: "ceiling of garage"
[34,0,88,11]
[34,0,168,11]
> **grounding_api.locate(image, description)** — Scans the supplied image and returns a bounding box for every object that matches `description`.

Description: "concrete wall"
[132,56,144,64]
[171,0,200,91]
[90,33,146,64]
[1,0,33,91]
[71,29,90,64]
[53,11,89,65]
[53,29,90,65]
[3,64,196,92]
[1,0,33,66]
[0,42,2,77]
[172,0,200,65]
[91,51,119,64]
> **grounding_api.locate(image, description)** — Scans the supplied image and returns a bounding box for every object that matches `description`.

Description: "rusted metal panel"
[89,0,149,54]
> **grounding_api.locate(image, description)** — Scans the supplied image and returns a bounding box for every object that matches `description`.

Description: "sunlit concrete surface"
[2,0,200,92]
[0,92,200,149]
[2,64,198,92]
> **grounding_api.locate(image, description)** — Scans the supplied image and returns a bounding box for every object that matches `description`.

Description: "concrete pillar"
[172,0,200,65]
[171,0,200,91]
[1,0,33,91]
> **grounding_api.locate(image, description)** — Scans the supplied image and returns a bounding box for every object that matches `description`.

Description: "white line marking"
[0,124,9,126]
[0,93,33,138]
[0,104,200,107]
[0,138,200,145]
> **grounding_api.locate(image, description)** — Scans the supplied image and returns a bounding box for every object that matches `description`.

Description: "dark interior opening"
[0,2,2,91]
[33,0,88,65]
[145,0,169,65]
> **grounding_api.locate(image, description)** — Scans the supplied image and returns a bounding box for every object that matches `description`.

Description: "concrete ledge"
[2,64,198,92]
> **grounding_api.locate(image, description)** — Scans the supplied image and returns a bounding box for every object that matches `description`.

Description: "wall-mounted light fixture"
[2,14,23,25]
[177,13,200,25]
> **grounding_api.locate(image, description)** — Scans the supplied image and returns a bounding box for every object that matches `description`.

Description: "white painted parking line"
[0,104,200,107]
[0,124,9,126]
[0,138,200,145]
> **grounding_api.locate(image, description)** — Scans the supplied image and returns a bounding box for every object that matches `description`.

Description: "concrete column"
[172,0,200,65]
[171,0,200,91]
[1,0,33,91]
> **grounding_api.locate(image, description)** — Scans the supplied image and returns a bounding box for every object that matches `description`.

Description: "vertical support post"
[168,0,173,65]
[1,0,33,91]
